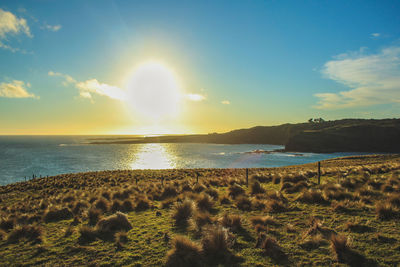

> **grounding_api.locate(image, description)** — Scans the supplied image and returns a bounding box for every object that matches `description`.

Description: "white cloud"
[76,79,125,101]
[42,23,61,32]
[371,33,380,38]
[49,71,125,101]
[314,46,400,109]
[186,93,205,101]
[0,80,38,99]
[0,8,32,52]
[221,100,230,105]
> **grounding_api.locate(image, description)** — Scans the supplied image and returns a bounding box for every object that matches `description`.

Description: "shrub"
[7,225,42,243]
[43,207,73,223]
[165,235,203,267]
[172,199,195,226]
[196,194,214,212]
[96,212,132,236]
[201,225,234,263]
[250,180,265,194]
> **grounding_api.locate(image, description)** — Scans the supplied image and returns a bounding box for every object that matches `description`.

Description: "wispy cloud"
[186,93,206,101]
[75,79,125,101]
[221,100,230,105]
[314,46,400,109]
[370,33,380,39]
[0,8,32,52]
[49,71,125,101]
[0,80,38,99]
[41,23,61,32]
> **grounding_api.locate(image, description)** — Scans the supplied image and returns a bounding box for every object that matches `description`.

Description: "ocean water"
[0,136,371,185]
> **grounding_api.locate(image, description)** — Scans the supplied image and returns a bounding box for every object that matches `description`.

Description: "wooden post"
[196,172,199,184]
[246,168,249,186]
[318,162,321,185]
[161,177,164,187]
[135,177,138,185]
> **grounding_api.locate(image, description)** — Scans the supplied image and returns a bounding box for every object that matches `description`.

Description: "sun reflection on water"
[130,143,176,169]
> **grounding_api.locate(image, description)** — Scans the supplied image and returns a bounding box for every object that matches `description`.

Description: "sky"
[0,0,400,135]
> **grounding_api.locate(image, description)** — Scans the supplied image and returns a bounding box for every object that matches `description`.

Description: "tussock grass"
[172,199,195,226]
[7,225,42,244]
[0,155,399,265]
[201,225,235,263]
[43,207,73,223]
[165,235,203,267]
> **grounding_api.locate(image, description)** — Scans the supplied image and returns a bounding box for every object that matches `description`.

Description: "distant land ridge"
[90,118,400,153]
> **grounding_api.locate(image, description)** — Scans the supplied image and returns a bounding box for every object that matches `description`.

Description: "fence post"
[246,168,249,186]
[135,177,138,185]
[318,162,321,185]
[196,172,199,184]
[161,177,164,187]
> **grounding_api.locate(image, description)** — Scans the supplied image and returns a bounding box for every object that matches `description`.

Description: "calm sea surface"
[0,136,372,185]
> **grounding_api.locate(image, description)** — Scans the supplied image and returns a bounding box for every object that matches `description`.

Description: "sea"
[0,136,372,185]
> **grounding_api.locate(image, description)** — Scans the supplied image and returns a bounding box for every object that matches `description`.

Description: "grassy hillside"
[89,119,400,153]
[0,154,400,266]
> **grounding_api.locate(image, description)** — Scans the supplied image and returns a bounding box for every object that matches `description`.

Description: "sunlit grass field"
[0,154,400,266]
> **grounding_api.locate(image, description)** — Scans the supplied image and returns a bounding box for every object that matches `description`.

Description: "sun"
[125,61,182,119]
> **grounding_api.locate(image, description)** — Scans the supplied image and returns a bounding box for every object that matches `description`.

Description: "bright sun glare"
[126,61,182,119]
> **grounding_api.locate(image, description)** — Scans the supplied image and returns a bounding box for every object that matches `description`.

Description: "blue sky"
[0,0,400,134]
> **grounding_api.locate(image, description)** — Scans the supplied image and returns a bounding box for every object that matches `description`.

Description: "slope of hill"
[89,119,400,153]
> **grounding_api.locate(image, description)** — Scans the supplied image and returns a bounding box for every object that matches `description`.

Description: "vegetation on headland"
[0,154,400,266]
[88,118,400,153]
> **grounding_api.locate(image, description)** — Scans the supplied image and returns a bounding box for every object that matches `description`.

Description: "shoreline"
[2,154,399,188]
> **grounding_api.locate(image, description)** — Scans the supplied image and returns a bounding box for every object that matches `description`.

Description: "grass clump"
[250,180,265,194]
[7,225,42,244]
[43,207,73,223]
[96,212,132,236]
[201,225,235,264]
[297,189,327,204]
[172,199,195,226]
[376,202,398,220]
[165,235,203,267]
[219,213,242,232]
[228,184,245,199]
[196,193,214,212]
